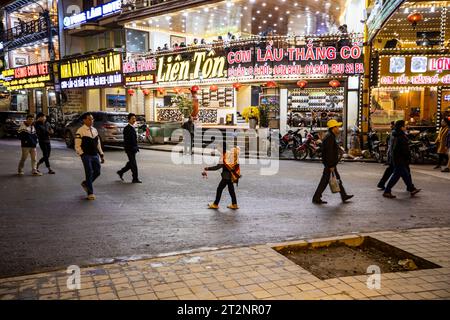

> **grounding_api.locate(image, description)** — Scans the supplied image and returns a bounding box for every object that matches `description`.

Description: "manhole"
[273,236,441,280]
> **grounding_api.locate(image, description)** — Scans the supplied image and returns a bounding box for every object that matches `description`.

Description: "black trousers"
[214,179,237,205]
[119,150,138,180]
[378,164,394,188]
[438,153,449,166]
[38,142,51,168]
[313,167,348,201]
[379,164,415,191]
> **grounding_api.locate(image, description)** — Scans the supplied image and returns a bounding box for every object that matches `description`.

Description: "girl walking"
[203,147,241,210]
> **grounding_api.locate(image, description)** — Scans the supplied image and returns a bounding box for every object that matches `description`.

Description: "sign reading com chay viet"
[1,62,51,91]
[151,40,364,83]
[379,56,450,86]
[60,52,123,89]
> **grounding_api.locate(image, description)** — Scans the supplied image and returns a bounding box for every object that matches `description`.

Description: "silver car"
[64,111,129,148]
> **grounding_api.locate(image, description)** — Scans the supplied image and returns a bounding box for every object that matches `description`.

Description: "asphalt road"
[0,139,449,277]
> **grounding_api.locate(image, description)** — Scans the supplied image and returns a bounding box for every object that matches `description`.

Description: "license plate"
[419,147,427,152]
[379,146,386,151]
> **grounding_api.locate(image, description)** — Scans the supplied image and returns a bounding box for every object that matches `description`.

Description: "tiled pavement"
[1,227,449,300]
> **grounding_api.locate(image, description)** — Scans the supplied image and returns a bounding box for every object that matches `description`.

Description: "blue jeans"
[385,164,414,194]
[81,154,101,195]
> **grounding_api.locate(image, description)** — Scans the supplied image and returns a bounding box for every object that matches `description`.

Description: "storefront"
[123,34,364,147]
[59,50,126,116]
[0,61,55,114]
[368,0,450,134]
[371,54,449,132]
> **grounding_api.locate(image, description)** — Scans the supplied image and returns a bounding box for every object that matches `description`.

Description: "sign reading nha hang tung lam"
[60,52,123,89]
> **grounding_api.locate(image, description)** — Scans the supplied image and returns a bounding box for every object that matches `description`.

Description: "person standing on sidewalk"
[312,119,353,205]
[182,116,195,155]
[434,117,449,170]
[383,120,421,199]
[377,121,395,190]
[443,117,450,173]
[35,112,55,174]
[17,114,42,176]
[75,113,105,200]
[117,113,142,183]
[203,146,241,210]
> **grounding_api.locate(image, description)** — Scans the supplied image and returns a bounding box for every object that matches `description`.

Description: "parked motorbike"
[411,131,438,164]
[293,130,322,160]
[279,129,302,155]
[368,130,387,163]
[137,123,153,144]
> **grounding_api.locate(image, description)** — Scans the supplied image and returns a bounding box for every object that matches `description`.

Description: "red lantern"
[329,79,340,88]
[142,89,150,96]
[210,85,218,92]
[232,82,242,91]
[407,12,423,28]
[157,87,165,95]
[127,89,135,96]
[266,81,277,88]
[297,80,308,89]
[191,85,200,93]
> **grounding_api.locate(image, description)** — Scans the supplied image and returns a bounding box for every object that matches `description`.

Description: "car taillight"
[103,124,116,129]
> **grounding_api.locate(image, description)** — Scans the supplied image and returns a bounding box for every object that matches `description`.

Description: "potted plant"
[172,95,193,120]
[242,106,260,129]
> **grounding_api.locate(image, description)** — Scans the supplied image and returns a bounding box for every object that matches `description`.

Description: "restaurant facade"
[367,0,450,133]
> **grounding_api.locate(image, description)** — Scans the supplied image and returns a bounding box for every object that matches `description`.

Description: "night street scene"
[0,0,450,313]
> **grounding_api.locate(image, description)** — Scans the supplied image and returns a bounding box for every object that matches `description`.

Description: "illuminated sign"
[123,58,157,74]
[148,41,363,84]
[1,62,51,91]
[63,0,122,29]
[379,55,450,86]
[125,74,154,86]
[157,50,226,82]
[60,52,123,89]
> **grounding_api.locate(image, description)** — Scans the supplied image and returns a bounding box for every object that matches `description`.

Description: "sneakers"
[312,199,328,204]
[227,204,239,210]
[376,184,385,190]
[87,194,96,200]
[132,179,143,183]
[208,203,219,209]
[81,181,88,193]
[117,171,124,181]
[383,192,396,199]
[48,169,55,174]
[410,188,422,196]
[433,165,441,169]
[442,168,450,173]
[32,170,43,176]
[17,170,24,176]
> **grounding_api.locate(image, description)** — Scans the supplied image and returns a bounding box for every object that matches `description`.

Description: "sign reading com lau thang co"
[60,52,123,89]
[1,62,51,91]
[124,40,364,85]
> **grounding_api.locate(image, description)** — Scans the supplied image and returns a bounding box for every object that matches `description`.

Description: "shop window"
[371,88,438,130]
[126,29,148,53]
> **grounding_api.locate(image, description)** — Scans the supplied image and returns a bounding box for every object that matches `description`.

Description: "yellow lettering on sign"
[61,63,72,78]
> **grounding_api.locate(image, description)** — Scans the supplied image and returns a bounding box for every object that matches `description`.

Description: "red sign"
[14,62,49,79]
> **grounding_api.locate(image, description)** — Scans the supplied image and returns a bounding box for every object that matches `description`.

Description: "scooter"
[293,130,322,160]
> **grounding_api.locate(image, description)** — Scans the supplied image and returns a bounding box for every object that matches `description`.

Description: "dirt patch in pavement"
[275,237,441,280]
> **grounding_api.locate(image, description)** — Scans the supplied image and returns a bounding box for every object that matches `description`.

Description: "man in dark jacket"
[312,119,353,204]
[17,114,41,176]
[117,113,142,183]
[182,116,195,155]
[383,120,421,198]
[377,121,395,189]
[35,112,55,174]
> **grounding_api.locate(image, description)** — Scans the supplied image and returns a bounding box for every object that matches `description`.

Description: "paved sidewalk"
[1,227,449,300]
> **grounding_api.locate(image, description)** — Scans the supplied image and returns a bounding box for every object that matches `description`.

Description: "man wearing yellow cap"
[312,119,354,204]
